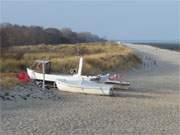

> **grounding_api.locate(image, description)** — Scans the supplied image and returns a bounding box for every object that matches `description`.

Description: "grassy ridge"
[0,42,141,87]
[1,42,140,74]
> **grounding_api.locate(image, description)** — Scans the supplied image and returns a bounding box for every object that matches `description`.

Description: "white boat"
[105,80,130,90]
[92,74,130,90]
[27,57,130,91]
[56,79,113,95]
[27,68,90,82]
[27,57,91,82]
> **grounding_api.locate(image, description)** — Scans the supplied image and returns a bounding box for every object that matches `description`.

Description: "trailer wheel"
[35,81,43,87]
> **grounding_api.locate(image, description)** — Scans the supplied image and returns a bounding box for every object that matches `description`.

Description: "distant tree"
[77,32,101,43]
[0,23,106,47]
[61,28,78,43]
[45,28,62,44]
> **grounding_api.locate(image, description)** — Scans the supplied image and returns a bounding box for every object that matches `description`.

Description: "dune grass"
[0,42,141,87]
[0,73,21,88]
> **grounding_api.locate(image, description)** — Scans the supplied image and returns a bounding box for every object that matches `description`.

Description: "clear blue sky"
[0,0,179,42]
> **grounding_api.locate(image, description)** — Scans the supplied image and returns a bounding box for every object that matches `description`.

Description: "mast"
[77,57,83,76]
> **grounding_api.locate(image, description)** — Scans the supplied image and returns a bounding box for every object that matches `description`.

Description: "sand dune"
[0,44,180,135]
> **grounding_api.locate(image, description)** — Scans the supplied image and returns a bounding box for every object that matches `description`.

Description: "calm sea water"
[145,43,179,51]
[118,40,180,51]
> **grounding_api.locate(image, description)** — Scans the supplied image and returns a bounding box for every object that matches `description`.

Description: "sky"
[0,0,179,42]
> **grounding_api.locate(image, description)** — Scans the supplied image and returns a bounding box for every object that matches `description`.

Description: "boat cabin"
[32,60,51,74]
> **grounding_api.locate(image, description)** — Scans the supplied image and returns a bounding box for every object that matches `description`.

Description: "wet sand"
[0,44,180,135]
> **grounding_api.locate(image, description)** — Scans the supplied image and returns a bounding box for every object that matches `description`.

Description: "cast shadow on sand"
[111,88,155,99]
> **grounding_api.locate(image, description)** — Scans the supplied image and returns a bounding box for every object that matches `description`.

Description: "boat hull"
[105,80,130,90]
[27,68,90,82]
[56,80,112,96]
[27,68,130,91]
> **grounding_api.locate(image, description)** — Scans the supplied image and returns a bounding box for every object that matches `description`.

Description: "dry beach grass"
[1,42,139,73]
[0,73,20,88]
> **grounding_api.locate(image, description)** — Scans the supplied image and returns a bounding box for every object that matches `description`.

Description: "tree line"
[0,23,106,48]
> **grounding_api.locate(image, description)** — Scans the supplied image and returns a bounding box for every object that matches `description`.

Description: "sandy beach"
[0,44,180,135]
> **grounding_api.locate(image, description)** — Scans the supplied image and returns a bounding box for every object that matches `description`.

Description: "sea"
[117,40,180,52]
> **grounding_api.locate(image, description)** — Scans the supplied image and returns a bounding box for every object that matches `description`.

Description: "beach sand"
[0,44,180,135]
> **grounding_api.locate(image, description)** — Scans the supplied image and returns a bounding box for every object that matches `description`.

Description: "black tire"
[35,80,43,87]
